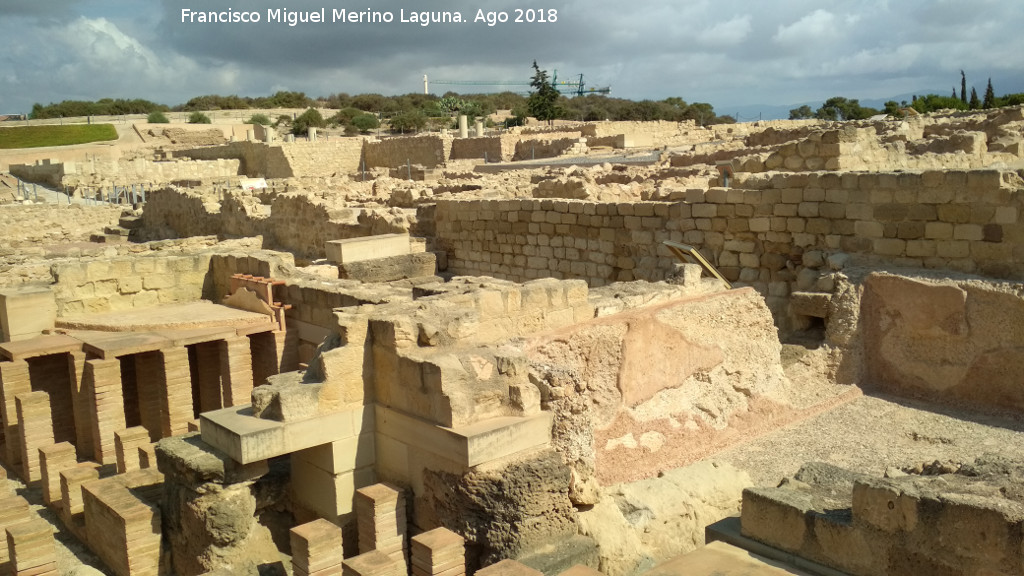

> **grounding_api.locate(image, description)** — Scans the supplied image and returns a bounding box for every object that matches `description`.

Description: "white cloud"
[774,9,838,45]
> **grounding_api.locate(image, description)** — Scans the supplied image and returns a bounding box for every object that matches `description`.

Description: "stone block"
[327,234,411,265]
[0,286,57,342]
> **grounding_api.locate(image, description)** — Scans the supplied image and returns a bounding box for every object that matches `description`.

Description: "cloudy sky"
[2,0,1023,119]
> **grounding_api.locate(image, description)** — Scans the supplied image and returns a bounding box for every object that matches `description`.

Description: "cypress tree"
[960,70,968,104]
[969,88,981,110]
[983,78,996,108]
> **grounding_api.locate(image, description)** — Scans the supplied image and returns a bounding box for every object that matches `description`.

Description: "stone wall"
[0,204,122,249]
[431,169,1024,306]
[860,272,1024,412]
[50,253,211,316]
[363,135,452,169]
[9,159,65,187]
[141,188,411,259]
[176,139,367,179]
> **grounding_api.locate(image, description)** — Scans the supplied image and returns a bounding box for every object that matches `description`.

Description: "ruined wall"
[9,160,65,187]
[50,253,211,316]
[861,272,1024,412]
[141,188,411,259]
[433,170,1024,299]
[279,140,364,177]
[0,204,122,248]
[449,137,505,162]
[363,135,452,169]
[527,287,790,486]
[175,142,294,178]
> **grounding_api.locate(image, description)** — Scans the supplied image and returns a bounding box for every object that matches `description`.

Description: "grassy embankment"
[0,124,118,149]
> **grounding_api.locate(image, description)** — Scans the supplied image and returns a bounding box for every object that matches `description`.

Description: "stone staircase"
[90,211,143,244]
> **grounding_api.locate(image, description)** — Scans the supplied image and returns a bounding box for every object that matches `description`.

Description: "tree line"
[790,74,1024,121]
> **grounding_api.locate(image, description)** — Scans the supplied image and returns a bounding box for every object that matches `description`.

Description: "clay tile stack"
[6,519,57,576]
[410,527,465,576]
[291,518,344,576]
[476,559,544,576]
[355,483,406,560]
[0,491,31,571]
[342,550,406,576]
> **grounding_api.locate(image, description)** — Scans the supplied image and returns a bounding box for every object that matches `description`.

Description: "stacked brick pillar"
[84,358,125,464]
[291,518,344,576]
[411,528,465,576]
[219,336,254,407]
[0,359,31,466]
[16,391,54,482]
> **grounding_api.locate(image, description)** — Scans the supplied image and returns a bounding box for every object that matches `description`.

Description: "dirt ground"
[715,344,1024,486]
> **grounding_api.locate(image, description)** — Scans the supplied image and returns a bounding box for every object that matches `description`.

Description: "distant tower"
[424,75,429,95]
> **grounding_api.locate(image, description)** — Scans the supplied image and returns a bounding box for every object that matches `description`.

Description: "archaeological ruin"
[2,107,1024,576]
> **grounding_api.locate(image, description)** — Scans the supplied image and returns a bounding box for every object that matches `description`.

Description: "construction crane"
[423,72,610,97]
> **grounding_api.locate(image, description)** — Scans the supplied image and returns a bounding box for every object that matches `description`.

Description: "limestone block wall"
[50,253,211,316]
[62,157,241,189]
[432,169,1024,299]
[0,204,122,249]
[279,140,365,177]
[9,160,65,187]
[175,142,294,178]
[860,272,1024,412]
[363,136,452,169]
[449,137,504,162]
[511,136,586,161]
[140,188,411,259]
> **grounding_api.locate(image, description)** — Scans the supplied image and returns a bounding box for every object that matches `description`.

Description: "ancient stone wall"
[141,188,411,259]
[9,160,66,187]
[0,204,122,248]
[432,169,1024,307]
[449,137,505,162]
[50,253,211,316]
[860,272,1024,412]
[279,140,365,177]
[363,135,452,169]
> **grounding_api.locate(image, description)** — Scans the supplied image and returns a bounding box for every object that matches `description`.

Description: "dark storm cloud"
[2,0,1024,115]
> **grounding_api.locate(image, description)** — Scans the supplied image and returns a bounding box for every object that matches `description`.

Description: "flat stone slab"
[643,541,816,576]
[0,334,82,361]
[56,301,274,332]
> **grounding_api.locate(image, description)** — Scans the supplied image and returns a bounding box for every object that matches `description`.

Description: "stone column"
[16,391,54,482]
[308,127,317,142]
[355,483,407,561]
[291,518,344,576]
[160,348,195,438]
[246,128,255,142]
[115,426,151,474]
[84,357,125,465]
[220,337,254,408]
[410,527,465,576]
[475,121,484,138]
[0,359,31,466]
[39,442,77,506]
[67,351,94,460]
[458,115,468,139]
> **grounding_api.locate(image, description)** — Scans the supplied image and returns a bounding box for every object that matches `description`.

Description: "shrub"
[351,113,380,133]
[147,111,170,123]
[245,113,272,126]
[292,108,326,135]
[188,112,212,124]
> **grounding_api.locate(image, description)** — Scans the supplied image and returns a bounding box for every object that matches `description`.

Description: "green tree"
[814,97,878,121]
[911,94,968,114]
[969,87,981,110]
[388,110,427,133]
[960,70,968,105]
[147,111,170,123]
[983,79,996,109]
[350,113,380,134]
[789,105,814,119]
[245,113,272,126]
[291,108,326,135]
[188,112,211,124]
[527,61,561,124]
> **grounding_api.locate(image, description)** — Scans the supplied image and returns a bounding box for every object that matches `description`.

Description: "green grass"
[0,124,119,149]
